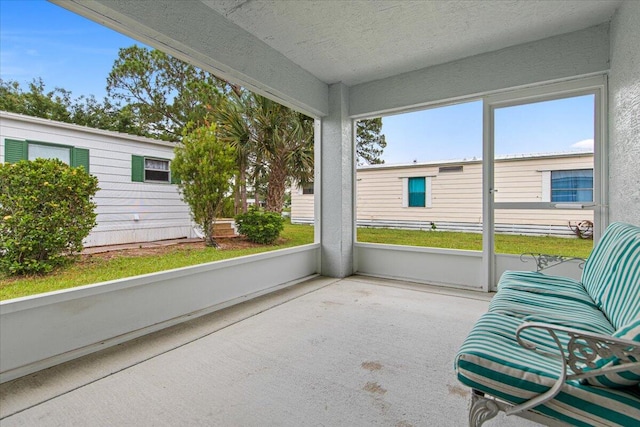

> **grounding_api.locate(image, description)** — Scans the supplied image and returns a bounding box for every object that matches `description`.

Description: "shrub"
[172,123,236,247]
[235,208,284,244]
[0,159,99,275]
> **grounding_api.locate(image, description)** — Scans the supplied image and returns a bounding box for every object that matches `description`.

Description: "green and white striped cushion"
[497,271,595,306]
[455,313,640,426]
[581,222,640,329]
[585,319,640,388]
[489,287,615,335]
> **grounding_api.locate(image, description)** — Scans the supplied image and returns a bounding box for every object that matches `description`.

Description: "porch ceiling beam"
[350,24,610,118]
[50,0,329,118]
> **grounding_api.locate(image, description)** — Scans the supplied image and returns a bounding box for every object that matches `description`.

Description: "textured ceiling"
[201,0,621,86]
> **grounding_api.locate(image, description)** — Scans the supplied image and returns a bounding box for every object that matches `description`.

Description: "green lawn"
[357,227,593,258]
[0,223,314,300]
[1,223,592,301]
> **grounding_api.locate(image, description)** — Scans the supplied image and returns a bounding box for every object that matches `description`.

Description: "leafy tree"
[106,46,386,209]
[0,78,141,134]
[2,48,386,219]
[0,159,99,275]
[356,118,387,165]
[106,45,232,140]
[171,123,236,247]
[0,78,72,122]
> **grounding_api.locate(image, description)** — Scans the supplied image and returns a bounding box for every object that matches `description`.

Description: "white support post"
[482,100,495,292]
[320,83,355,278]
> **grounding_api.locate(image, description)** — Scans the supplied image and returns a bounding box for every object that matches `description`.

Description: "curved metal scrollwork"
[516,322,640,383]
[566,332,640,376]
[469,392,501,427]
[520,253,585,272]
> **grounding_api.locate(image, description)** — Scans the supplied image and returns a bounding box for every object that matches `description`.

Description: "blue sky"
[382,95,594,164]
[0,0,145,99]
[1,0,594,164]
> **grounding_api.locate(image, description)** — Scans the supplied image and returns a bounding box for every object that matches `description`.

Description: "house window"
[4,139,90,171]
[401,177,431,208]
[551,169,593,202]
[131,155,173,183]
[28,142,71,164]
[302,183,314,195]
[408,177,425,207]
[145,158,170,182]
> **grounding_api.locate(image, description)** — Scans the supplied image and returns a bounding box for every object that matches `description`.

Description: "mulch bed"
[82,237,267,260]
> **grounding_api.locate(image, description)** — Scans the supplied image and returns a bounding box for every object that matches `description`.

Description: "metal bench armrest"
[506,322,640,415]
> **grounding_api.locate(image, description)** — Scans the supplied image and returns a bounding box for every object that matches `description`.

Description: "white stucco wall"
[609,0,640,226]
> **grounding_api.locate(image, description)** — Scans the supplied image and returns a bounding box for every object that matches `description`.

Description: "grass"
[0,222,314,301]
[1,223,592,301]
[357,227,593,258]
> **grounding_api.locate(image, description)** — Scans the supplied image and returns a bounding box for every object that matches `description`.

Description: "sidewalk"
[82,237,204,255]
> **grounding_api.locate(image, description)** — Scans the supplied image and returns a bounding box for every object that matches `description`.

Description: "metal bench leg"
[469,390,500,427]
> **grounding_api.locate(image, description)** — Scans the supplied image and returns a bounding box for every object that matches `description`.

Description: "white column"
[320,83,354,277]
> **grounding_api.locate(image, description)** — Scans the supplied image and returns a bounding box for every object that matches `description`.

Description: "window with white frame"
[28,142,71,164]
[551,169,593,202]
[131,155,172,183]
[402,177,432,208]
[144,158,170,182]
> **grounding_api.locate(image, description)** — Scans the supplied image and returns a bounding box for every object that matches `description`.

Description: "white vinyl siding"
[291,152,594,233]
[0,112,193,247]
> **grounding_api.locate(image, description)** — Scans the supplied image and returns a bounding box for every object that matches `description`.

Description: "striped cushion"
[585,319,640,388]
[581,222,640,329]
[455,313,640,426]
[489,287,614,335]
[497,271,595,306]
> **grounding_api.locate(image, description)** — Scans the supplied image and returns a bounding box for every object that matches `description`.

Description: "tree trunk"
[204,216,218,248]
[265,164,287,213]
[240,167,248,213]
[233,178,241,216]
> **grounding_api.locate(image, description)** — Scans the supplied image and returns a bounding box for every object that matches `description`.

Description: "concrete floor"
[0,276,540,426]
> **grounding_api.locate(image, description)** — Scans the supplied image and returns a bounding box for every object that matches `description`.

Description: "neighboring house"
[0,111,196,247]
[292,151,594,236]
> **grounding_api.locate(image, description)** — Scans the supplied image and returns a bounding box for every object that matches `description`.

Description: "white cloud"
[571,139,594,150]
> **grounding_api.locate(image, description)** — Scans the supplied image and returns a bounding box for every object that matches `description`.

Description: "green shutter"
[132,155,145,182]
[72,147,90,172]
[4,139,28,163]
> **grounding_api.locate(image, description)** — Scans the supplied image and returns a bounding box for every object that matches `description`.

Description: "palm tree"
[216,92,314,214]
[215,94,252,214]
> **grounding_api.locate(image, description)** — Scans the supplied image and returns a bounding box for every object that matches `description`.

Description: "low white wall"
[356,244,584,291]
[0,244,319,383]
[355,243,484,290]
